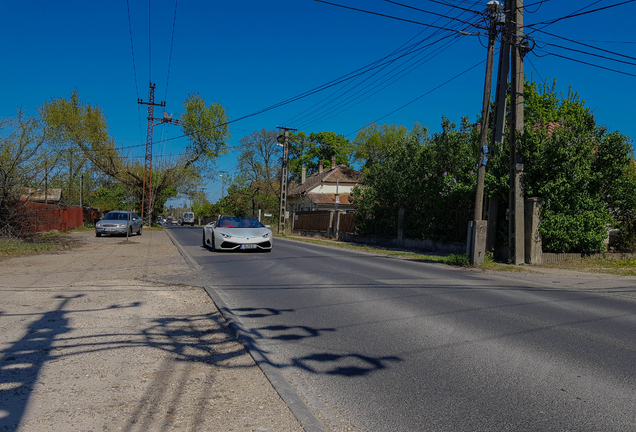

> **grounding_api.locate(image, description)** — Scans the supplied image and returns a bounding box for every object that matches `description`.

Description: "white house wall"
[311,184,355,194]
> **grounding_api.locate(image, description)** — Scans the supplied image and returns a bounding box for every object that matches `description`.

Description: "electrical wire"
[524,0,549,13]
[312,0,480,34]
[148,0,152,83]
[287,1,484,130]
[126,0,145,146]
[164,0,178,102]
[422,0,482,15]
[531,28,636,61]
[527,0,636,28]
[381,0,483,28]
[347,58,485,137]
[543,42,636,67]
[300,31,472,130]
[526,54,546,84]
[534,49,636,77]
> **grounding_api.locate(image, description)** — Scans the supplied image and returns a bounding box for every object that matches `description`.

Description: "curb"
[164,228,202,271]
[204,286,328,432]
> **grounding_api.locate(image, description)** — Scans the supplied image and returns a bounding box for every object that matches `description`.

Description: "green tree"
[288,131,353,182]
[41,91,230,221]
[352,122,427,167]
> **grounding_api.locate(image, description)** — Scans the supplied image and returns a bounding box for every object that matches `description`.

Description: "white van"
[181,212,195,226]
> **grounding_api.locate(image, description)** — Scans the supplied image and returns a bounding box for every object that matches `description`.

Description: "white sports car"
[202,216,273,252]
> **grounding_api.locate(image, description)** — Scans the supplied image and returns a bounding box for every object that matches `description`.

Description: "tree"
[41,91,230,220]
[236,128,280,215]
[352,122,427,167]
[352,117,477,242]
[0,111,50,237]
[288,131,354,182]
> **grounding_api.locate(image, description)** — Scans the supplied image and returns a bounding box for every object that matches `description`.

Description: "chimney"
[331,155,336,169]
[319,160,323,173]
[301,166,306,184]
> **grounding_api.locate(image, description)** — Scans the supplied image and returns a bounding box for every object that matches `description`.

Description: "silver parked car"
[95,211,143,237]
[202,216,272,252]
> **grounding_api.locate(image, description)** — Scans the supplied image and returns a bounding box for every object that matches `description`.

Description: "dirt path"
[0,230,303,432]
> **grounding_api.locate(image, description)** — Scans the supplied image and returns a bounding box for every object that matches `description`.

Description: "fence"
[294,211,332,232]
[20,202,85,233]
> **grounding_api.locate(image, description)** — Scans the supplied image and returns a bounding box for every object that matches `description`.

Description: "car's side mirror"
[265,225,271,228]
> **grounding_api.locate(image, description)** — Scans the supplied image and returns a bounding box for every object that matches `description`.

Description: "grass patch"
[275,234,530,272]
[0,236,65,256]
[539,256,636,276]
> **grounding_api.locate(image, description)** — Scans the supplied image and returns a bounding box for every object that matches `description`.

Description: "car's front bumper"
[95,226,129,235]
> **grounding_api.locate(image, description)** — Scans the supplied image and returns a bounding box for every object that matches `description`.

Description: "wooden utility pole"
[509,0,525,264]
[469,1,501,265]
[276,126,296,234]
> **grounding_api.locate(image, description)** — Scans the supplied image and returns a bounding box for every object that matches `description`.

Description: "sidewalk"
[0,230,304,432]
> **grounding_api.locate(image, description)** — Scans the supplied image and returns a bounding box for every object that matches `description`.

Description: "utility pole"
[509,0,525,264]
[276,126,296,234]
[485,2,511,254]
[469,1,501,265]
[138,83,180,225]
[219,171,226,199]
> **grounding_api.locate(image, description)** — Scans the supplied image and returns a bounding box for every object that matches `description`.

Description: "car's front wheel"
[202,231,208,249]
[96,232,101,237]
[137,225,142,235]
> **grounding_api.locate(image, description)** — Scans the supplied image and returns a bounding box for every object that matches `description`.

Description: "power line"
[381,0,483,28]
[285,3,484,129]
[534,49,636,78]
[286,0,483,131]
[148,0,152,83]
[312,0,481,34]
[527,0,636,28]
[542,42,636,67]
[347,58,485,137]
[126,0,145,146]
[422,0,482,14]
[300,31,472,131]
[531,28,636,61]
[524,0,548,13]
[164,0,178,101]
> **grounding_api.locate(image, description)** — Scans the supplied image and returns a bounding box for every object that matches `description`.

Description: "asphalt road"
[165,225,636,431]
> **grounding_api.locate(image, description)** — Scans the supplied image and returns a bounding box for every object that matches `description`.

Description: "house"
[19,188,62,203]
[287,156,363,212]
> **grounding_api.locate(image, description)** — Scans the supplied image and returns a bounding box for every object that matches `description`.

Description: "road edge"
[204,286,328,432]
[164,228,203,271]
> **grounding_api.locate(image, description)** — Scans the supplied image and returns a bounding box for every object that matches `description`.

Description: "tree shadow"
[0,296,253,431]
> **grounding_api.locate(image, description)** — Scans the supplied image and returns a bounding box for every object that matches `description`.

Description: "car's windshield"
[103,212,129,221]
[217,218,264,228]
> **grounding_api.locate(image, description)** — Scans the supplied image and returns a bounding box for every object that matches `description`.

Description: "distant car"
[181,211,195,226]
[95,211,143,237]
[202,216,272,252]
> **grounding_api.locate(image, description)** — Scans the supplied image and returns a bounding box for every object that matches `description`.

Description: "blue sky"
[2,0,634,205]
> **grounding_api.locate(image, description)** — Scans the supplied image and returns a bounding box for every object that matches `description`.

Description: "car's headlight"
[117,223,126,228]
[262,232,270,238]
[220,232,232,239]
[96,223,102,228]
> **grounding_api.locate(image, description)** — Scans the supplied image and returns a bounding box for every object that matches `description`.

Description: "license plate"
[105,228,117,231]
[240,244,257,249]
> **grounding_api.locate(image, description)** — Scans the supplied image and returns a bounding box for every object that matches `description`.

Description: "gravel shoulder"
[0,230,303,432]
